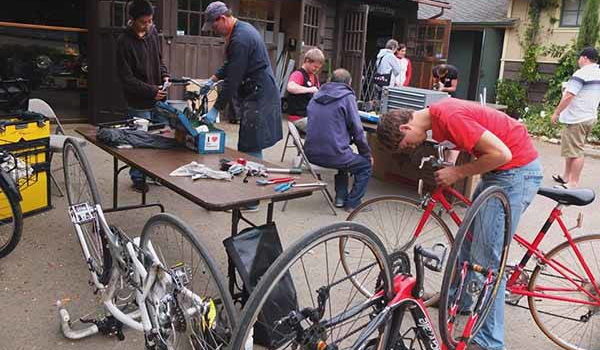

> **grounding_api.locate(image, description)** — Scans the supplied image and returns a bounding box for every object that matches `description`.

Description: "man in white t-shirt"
[551,47,600,188]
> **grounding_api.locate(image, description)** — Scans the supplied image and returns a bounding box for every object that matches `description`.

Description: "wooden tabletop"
[77,126,317,211]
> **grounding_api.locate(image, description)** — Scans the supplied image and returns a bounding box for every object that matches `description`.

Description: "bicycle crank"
[505,266,529,305]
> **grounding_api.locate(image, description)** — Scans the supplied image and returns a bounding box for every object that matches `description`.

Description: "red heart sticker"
[211,136,218,142]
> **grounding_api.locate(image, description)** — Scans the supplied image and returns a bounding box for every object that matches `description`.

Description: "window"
[238,0,275,42]
[177,0,203,36]
[303,4,321,47]
[409,24,447,59]
[560,0,586,27]
[343,11,366,52]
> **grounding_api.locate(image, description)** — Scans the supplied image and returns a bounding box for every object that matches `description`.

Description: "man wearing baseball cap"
[551,46,600,188]
[200,2,282,156]
[200,2,282,211]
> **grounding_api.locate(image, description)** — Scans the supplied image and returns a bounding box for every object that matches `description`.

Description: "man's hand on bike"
[434,167,463,187]
[154,88,167,101]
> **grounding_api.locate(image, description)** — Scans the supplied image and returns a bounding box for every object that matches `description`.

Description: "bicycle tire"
[63,138,112,285]
[528,234,600,350]
[139,213,237,350]
[439,186,511,350]
[346,195,454,305]
[230,221,394,350]
[0,174,22,258]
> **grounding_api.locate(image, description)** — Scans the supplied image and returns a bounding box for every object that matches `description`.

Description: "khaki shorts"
[561,119,596,158]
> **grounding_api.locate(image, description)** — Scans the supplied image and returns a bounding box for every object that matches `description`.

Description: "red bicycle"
[348,142,600,350]
[229,185,512,349]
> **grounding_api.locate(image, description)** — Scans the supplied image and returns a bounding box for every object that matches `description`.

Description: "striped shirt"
[559,63,600,124]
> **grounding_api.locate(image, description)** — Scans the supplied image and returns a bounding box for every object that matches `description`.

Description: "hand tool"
[256,177,295,185]
[274,182,326,193]
[266,167,302,174]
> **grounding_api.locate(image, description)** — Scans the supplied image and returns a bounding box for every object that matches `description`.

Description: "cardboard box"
[367,132,477,198]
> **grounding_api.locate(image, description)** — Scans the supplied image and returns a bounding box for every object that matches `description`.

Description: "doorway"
[447,30,483,100]
[364,13,395,67]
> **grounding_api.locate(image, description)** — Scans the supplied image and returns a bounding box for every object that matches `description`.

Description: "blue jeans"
[126,107,169,183]
[333,154,372,209]
[469,158,543,350]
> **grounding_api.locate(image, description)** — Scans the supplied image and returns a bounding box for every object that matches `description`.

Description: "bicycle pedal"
[69,203,96,224]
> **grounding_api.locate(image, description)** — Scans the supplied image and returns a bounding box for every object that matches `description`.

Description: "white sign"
[204,132,221,151]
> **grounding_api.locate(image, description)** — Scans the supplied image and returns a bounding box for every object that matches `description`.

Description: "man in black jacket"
[116,0,169,193]
[200,1,282,161]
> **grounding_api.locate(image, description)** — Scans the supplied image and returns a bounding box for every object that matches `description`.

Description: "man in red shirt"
[377,98,543,350]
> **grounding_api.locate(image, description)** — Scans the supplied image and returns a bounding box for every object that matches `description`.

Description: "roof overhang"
[411,0,452,9]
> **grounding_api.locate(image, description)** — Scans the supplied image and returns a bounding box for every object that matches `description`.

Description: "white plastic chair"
[28,98,87,197]
[283,121,337,215]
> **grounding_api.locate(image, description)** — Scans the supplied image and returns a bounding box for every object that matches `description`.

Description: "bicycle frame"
[60,203,208,340]
[507,205,600,305]
[346,264,484,350]
[416,186,471,233]
[415,185,600,309]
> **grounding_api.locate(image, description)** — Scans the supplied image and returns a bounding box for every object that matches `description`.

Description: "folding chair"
[283,121,337,215]
[28,98,87,197]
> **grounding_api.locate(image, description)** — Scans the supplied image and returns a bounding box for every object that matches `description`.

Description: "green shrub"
[521,105,561,139]
[496,79,527,118]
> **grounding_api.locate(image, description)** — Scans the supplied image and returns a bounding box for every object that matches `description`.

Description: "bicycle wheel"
[346,196,453,305]
[63,138,111,284]
[230,222,394,350]
[0,174,22,258]
[139,213,237,350]
[439,186,511,350]
[528,234,600,350]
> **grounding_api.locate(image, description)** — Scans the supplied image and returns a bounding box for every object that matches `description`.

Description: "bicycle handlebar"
[419,143,454,170]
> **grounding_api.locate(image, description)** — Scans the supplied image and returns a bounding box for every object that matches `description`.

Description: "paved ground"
[0,121,598,349]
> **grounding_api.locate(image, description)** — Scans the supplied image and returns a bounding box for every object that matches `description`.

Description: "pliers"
[274,182,327,193]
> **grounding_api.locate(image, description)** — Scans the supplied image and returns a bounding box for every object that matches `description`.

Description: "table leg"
[229,208,241,298]
[113,157,118,209]
[267,202,274,223]
[106,156,165,214]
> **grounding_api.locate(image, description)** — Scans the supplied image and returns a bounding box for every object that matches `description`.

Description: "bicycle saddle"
[537,186,595,206]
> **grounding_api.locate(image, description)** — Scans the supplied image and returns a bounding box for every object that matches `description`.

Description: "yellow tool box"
[0,112,51,216]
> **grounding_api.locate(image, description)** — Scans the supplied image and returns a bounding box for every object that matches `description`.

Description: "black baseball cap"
[580,47,599,62]
[202,1,230,31]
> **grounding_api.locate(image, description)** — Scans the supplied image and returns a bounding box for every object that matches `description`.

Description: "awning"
[411,0,451,9]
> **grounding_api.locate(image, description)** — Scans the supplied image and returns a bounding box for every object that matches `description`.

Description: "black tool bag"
[223,222,298,347]
[372,56,392,88]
